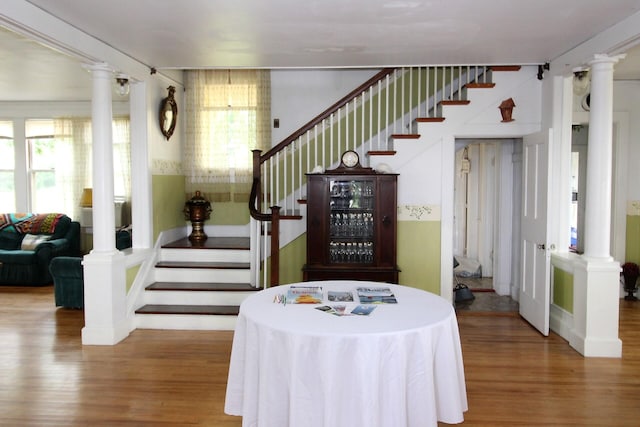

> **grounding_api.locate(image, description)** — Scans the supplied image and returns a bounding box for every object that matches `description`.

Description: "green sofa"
[0,213,80,285]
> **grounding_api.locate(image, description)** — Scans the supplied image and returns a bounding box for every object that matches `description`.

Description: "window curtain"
[184,69,271,202]
[53,117,131,223]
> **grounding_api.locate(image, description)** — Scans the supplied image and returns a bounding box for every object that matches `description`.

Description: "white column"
[88,63,117,253]
[570,54,624,358]
[82,62,128,346]
[129,80,153,249]
[583,54,624,260]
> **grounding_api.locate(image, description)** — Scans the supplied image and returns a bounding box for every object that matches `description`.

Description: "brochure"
[286,285,323,304]
[351,305,376,315]
[356,286,398,304]
[315,305,350,316]
[327,290,354,302]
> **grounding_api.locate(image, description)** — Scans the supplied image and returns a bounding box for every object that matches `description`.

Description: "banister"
[260,67,397,163]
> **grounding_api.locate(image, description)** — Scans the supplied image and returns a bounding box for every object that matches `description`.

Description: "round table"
[225,281,467,427]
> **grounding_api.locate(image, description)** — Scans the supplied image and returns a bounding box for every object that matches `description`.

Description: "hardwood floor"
[1,285,639,426]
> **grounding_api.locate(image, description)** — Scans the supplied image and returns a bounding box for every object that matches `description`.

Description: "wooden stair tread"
[489,65,521,71]
[440,100,471,105]
[155,261,249,269]
[391,134,420,139]
[146,282,256,291]
[162,237,250,250]
[367,150,396,156]
[135,304,240,315]
[415,117,445,123]
[465,83,496,88]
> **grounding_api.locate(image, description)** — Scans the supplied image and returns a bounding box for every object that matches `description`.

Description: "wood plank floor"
[1,285,639,426]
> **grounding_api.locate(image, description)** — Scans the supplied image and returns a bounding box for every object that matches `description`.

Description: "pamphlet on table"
[357,287,398,304]
[286,286,323,304]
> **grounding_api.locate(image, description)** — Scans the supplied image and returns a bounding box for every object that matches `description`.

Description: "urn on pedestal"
[183,191,212,242]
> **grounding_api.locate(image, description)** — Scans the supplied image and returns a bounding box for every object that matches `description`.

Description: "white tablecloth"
[225,281,467,427]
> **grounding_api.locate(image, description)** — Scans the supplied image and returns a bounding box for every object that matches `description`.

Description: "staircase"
[134,237,258,330]
[133,64,529,330]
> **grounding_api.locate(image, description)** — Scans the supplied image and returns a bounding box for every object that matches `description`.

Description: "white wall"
[270,69,379,146]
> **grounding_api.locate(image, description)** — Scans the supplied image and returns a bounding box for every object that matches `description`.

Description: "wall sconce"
[115,76,130,97]
[573,69,590,96]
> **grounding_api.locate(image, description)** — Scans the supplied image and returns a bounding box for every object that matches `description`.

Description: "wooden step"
[489,65,521,72]
[391,134,420,139]
[367,150,397,156]
[146,282,255,291]
[415,117,445,123]
[162,237,250,250]
[439,100,471,106]
[464,82,496,89]
[155,261,249,269]
[135,304,240,315]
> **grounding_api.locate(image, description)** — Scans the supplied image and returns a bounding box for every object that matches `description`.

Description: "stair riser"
[143,290,256,306]
[159,248,250,263]
[153,268,250,283]
[135,314,237,330]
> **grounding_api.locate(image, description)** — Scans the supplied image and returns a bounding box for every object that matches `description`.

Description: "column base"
[570,331,622,358]
[82,324,130,345]
[571,257,622,358]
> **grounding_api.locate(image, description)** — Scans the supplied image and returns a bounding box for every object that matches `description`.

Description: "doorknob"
[537,243,546,250]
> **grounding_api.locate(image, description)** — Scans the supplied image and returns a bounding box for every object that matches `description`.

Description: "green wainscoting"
[210,202,250,225]
[553,267,574,313]
[264,222,441,292]
[625,214,640,265]
[126,265,140,293]
[397,220,441,294]
[278,234,306,285]
[152,175,187,240]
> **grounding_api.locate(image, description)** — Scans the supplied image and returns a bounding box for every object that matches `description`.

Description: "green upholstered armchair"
[49,229,132,309]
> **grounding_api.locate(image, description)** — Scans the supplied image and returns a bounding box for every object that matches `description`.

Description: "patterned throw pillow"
[20,234,51,250]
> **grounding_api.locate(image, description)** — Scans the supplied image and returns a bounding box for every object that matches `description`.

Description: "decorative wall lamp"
[115,76,130,97]
[183,191,212,243]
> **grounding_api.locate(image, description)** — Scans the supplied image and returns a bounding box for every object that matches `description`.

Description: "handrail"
[260,68,397,163]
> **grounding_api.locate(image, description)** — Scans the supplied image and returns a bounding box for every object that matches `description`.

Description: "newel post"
[269,206,280,286]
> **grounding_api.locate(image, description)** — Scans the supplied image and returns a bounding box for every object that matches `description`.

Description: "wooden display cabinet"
[303,164,399,283]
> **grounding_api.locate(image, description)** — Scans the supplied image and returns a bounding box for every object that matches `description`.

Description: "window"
[26,120,57,213]
[1,117,130,221]
[0,121,14,212]
[184,70,270,202]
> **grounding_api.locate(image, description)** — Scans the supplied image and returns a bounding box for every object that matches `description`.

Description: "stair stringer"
[384,65,541,174]
[126,226,187,331]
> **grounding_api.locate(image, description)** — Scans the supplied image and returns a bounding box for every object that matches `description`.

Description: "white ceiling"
[3,0,640,101]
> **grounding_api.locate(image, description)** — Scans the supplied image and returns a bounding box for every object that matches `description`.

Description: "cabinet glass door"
[328,179,374,264]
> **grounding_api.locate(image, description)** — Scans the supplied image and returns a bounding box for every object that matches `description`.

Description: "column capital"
[82,61,114,73]
[589,53,626,66]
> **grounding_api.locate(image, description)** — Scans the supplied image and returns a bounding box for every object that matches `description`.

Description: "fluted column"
[583,54,624,260]
[88,62,116,253]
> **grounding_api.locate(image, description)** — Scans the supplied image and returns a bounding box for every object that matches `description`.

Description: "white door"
[519,129,552,336]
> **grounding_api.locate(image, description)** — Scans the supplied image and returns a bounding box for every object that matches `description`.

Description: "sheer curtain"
[184,69,271,202]
[53,117,131,222]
